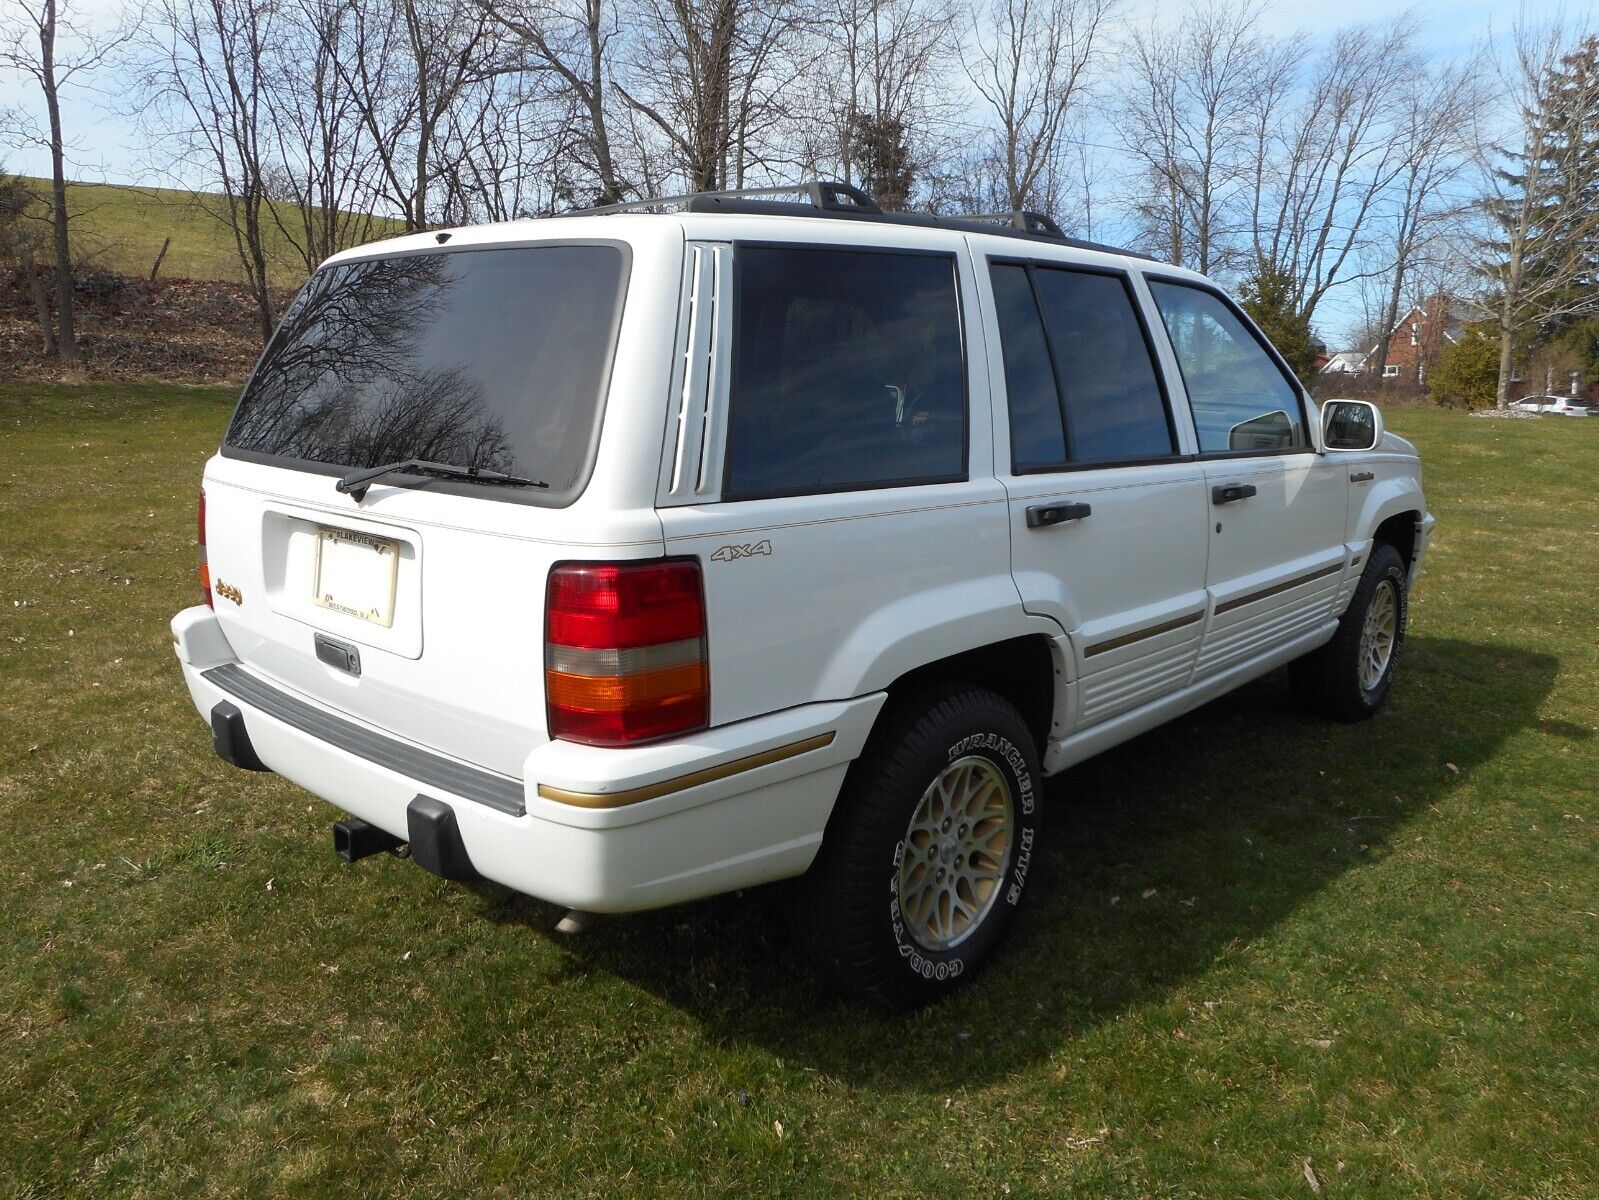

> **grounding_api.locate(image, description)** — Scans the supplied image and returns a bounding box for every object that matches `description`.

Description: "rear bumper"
[171,606,883,912]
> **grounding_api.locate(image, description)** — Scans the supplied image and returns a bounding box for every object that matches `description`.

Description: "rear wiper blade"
[335,458,549,501]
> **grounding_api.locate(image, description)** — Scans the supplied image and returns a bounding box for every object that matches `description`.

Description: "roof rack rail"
[963,210,1065,238]
[552,179,1152,259]
[565,180,881,218]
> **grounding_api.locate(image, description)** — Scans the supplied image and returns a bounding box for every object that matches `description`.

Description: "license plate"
[312,526,400,627]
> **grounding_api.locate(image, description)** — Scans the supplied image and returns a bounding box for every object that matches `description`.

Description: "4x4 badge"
[709,539,772,563]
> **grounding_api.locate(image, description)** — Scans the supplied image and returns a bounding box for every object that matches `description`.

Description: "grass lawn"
[1,385,1595,1198]
[19,179,402,284]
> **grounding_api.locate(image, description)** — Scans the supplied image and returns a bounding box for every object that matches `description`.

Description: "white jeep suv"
[172,182,1435,1008]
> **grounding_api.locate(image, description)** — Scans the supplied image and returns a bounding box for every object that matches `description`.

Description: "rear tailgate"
[201,465,664,776]
[197,225,682,776]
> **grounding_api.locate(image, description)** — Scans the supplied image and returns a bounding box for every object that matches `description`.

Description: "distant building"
[1318,297,1468,386]
[1321,350,1369,375]
[1378,299,1467,386]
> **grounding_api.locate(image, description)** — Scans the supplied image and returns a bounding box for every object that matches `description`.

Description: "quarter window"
[988,262,1176,469]
[724,246,966,499]
[989,264,1065,469]
[1147,280,1307,454]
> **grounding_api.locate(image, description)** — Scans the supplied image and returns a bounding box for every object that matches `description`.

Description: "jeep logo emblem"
[709,539,772,562]
[215,579,243,605]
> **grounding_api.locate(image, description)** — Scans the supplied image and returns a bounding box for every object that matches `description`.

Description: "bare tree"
[338,0,506,231]
[1475,20,1599,406]
[613,0,810,194]
[798,0,956,208]
[1,0,131,364]
[141,0,280,341]
[261,0,384,273]
[483,0,631,205]
[964,0,1116,214]
[1369,57,1481,385]
[1115,0,1291,274]
[435,69,573,219]
[1246,18,1420,331]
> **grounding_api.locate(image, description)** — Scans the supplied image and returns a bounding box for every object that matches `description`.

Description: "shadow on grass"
[475,635,1556,1093]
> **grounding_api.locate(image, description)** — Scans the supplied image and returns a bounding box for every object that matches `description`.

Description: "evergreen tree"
[1480,29,1599,405]
[1528,35,1599,339]
[849,113,916,212]
[1239,262,1318,385]
[1428,324,1500,409]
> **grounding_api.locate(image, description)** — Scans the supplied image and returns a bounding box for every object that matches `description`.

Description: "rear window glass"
[224,245,627,501]
[723,246,966,499]
[988,262,1175,468]
[1031,267,1174,463]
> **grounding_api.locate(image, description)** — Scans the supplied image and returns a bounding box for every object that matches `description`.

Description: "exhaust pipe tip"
[555,909,599,936]
[333,818,404,863]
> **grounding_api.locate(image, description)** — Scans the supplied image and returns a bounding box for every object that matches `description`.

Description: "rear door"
[983,255,1210,729]
[1143,278,1348,678]
[201,234,677,776]
[653,235,1016,726]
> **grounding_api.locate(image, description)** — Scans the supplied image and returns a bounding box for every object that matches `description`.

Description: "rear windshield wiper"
[336,458,550,502]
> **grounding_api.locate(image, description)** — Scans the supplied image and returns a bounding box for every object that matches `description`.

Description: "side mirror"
[1321,399,1383,452]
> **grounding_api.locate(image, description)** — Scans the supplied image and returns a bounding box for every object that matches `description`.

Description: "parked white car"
[172,183,1435,1007]
[1510,395,1592,416]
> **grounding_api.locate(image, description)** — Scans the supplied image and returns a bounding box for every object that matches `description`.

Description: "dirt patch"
[1,270,290,385]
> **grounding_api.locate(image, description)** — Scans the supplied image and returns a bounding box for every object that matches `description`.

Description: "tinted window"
[225,245,626,501]
[1147,280,1306,454]
[989,264,1066,469]
[724,246,965,498]
[1032,267,1175,463]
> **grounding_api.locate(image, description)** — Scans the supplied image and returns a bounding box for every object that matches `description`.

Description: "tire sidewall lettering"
[889,724,1039,981]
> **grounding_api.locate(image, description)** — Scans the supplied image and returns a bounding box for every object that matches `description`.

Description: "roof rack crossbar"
[963,210,1065,238]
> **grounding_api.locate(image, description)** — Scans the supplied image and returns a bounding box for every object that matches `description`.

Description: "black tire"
[792,684,1042,1010]
[1290,541,1408,722]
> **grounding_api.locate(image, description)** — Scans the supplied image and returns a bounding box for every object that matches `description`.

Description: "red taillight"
[198,490,213,608]
[545,560,708,746]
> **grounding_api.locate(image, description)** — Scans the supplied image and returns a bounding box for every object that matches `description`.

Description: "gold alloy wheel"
[1359,578,1398,691]
[896,755,1015,951]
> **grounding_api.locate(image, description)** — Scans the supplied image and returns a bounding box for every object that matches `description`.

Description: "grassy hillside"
[20,178,403,284]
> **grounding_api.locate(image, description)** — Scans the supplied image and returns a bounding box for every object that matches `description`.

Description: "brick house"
[1373,298,1466,387]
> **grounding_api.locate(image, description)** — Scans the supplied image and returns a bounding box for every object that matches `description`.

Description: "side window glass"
[1147,281,1306,454]
[724,246,966,499]
[1031,268,1176,463]
[989,263,1065,469]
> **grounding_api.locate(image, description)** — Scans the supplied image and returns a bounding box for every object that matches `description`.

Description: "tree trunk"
[40,0,77,364]
[149,236,171,280]
[1494,322,1514,409]
[1374,265,1406,387]
[21,252,56,357]
[247,207,275,343]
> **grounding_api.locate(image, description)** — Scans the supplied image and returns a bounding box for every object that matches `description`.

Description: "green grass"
[1,387,1596,1198]
[19,179,402,283]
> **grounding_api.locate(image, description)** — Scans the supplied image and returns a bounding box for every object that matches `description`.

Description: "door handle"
[1211,483,1257,505]
[1349,471,1375,483]
[1026,501,1092,528]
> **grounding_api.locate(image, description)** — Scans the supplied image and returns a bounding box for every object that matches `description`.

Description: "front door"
[1144,279,1349,678]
